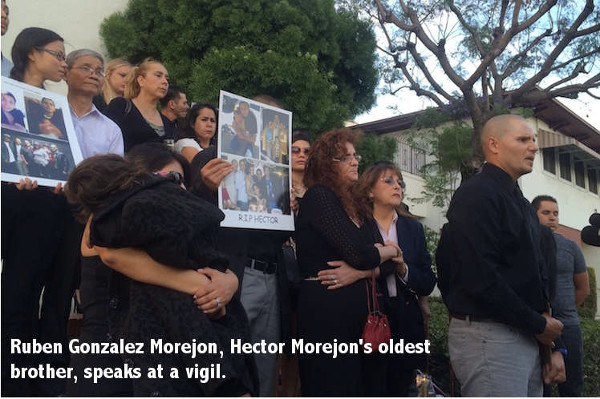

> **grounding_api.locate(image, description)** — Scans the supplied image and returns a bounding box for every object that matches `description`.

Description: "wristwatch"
[552,347,568,358]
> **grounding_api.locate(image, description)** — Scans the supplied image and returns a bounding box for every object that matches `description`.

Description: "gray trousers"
[449,317,543,397]
[240,267,281,397]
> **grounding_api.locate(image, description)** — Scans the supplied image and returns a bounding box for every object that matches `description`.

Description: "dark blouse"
[296,184,380,277]
[88,175,258,396]
[103,97,174,152]
[91,176,228,271]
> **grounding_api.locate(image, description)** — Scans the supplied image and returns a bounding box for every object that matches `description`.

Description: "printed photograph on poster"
[1,77,83,187]
[217,90,294,231]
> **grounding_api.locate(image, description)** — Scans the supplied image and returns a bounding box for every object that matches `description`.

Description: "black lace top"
[90,175,228,271]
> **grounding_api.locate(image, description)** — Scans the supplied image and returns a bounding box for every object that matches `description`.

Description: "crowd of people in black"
[1,0,588,397]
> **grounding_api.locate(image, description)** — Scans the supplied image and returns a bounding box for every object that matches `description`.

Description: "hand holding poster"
[1,77,83,187]
[217,91,294,231]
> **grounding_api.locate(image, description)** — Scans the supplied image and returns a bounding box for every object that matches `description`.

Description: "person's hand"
[200,158,233,192]
[207,305,227,320]
[318,260,368,289]
[535,313,563,346]
[15,177,38,191]
[193,268,238,314]
[543,351,566,384]
[290,193,299,216]
[53,182,64,195]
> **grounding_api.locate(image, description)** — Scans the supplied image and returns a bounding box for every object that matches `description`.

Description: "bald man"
[436,115,565,396]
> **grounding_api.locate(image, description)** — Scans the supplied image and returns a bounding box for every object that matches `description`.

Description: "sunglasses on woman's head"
[291,146,310,155]
[154,170,185,185]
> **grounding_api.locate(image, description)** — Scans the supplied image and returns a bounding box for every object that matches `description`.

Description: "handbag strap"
[365,269,380,314]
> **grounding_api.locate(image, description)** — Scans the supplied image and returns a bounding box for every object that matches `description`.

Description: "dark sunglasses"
[381,176,406,188]
[154,170,185,185]
[291,146,310,155]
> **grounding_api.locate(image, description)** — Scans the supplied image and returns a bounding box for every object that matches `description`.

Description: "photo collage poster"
[217,90,294,231]
[1,77,83,187]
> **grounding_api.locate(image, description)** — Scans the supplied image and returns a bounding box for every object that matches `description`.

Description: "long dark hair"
[304,128,361,221]
[126,142,191,186]
[177,103,218,146]
[10,27,63,83]
[65,154,143,223]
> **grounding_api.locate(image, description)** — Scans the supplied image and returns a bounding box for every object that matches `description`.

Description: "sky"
[354,3,600,131]
[355,87,600,131]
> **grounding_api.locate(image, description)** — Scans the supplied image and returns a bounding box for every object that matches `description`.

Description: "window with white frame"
[543,148,556,174]
[394,139,426,176]
[588,165,598,194]
[559,150,572,181]
[574,157,586,188]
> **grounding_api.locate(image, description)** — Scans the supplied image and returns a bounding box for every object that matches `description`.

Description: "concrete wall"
[2,0,128,94]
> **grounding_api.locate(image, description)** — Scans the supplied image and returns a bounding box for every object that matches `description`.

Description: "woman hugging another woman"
[65,143,258,396]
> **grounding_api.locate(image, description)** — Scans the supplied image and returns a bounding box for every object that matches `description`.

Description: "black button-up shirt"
[436,163,548,335]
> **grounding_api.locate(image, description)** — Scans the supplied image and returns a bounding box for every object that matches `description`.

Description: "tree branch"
[394,58,446,107]
[447,0,485,57]
[546,48,600,75]
[585,90,600,100]
[394,0,466,88]
[501,28,554,79]
[406,43,455,102]
[512,0,596,98]
[465,0,558,87]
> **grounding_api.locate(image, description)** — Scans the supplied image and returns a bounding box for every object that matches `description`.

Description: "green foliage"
[427,297,460,397]
[99,0,378,135]
[578,267,597,320]
[423,225,440,272]
[355,133,396,173]
[428,296,600,397]
[581,317,600,397]
[406,108,473,208]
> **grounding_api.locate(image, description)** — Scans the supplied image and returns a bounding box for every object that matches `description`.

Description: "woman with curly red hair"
[295,128,400,396]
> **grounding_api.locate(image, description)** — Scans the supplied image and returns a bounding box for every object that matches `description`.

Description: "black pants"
[1,184,83,396]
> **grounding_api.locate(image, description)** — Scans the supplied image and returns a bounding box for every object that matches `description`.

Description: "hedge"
[427,296,600,397]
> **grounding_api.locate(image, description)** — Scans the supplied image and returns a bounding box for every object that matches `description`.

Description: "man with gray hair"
[65,49,123,158]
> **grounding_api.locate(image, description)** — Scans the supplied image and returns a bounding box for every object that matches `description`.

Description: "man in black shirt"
[436,114,565,396]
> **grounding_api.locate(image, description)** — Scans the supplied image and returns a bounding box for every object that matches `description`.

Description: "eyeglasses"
[71,65,105,78]
[332,154,362,163]
[36,47,66,62]
[154,170,185,186]
[381,177,406,188]
[291,146,310,155]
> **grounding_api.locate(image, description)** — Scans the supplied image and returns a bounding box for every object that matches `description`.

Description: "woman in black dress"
[295,128,400,396]
[65,145,257,396]
[327,161,437,396]
[104,59,174,152]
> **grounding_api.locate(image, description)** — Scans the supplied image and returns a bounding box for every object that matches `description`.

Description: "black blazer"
[367,215,437,369]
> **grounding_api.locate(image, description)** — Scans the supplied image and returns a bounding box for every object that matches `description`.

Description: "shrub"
[581,317,600,396]
[578,267,597,320]
[426,297,600,397]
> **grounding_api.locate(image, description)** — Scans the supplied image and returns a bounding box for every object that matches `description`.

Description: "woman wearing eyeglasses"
[104,58,174,152]
[174,103,218,163]
[65,143,257,397]
[295,128,401,396]
[352,161,436,396]
[1,27,73,397]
